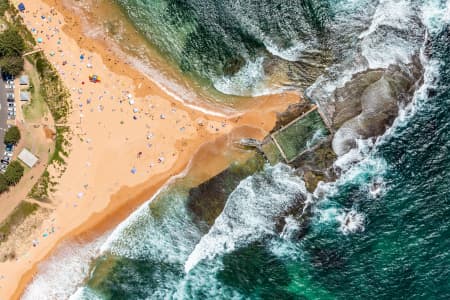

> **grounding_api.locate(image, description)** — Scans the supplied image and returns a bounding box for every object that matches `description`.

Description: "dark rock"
[330,60,423,156]
[271,101,313,133]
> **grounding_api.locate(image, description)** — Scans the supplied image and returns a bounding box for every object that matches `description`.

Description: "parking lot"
[0,75,16,172]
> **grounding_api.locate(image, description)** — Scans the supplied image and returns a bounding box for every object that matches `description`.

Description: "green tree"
[0,173,8,193]
[4,126,21,145]
[0,56,24,76]
[4,161,24,186]
[0,28,25,57]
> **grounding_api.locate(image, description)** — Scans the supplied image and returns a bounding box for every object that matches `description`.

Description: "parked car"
[5,144,13,152]
[7,103,15,107]
[6,93,14,101]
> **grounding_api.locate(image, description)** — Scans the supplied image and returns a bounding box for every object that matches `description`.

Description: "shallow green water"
[114,0,334,97]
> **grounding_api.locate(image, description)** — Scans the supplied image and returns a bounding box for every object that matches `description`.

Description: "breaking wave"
[185,164,308,272]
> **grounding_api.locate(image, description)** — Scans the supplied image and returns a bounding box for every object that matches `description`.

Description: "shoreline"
[2,1,301,299]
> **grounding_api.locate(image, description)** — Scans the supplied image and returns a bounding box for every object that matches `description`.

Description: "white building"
[20,91,30,101]
[18,148,38,168]
[20,75,29,85]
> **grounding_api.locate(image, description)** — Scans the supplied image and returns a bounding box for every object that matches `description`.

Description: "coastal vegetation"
[4,161,24,186]
[23,54,70,203]
[28,170,53,202]
[3,126,20,145]
[0,27,25,76]
[0,0,9,16]
[0,200,39,261]
[0,160,25,194]
[0,172,8,193]
[0,201,38,242]
[26,53,71,201]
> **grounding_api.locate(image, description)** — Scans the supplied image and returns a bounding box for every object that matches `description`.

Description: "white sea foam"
[125,54,238,118]
[213,57,284,97]
[69,287,103,300]
[316,207,340,224]
[315,206,365,235]
[280,215,302,240]
[368,177,386,199]
[421,0,450,33]
[337,209,365,235]
[264,39,306,62]
[306,128,327,150]
[184,164,307,273]
[22,235,107,300]
[359,0,420,69]
[100,166,202,264]
[359,0,415,39]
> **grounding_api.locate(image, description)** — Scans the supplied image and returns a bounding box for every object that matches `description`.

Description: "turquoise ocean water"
[22,0,450,299]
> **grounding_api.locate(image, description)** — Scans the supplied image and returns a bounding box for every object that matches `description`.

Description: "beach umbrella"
[18,3,25,12]
[37,37,43,43]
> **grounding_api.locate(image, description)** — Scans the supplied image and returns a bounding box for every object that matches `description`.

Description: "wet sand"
[0,1,300,299]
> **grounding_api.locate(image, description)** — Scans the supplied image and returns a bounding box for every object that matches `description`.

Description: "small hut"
[20,75,29,86]
[18,149,38,168]
[20,92,30,101]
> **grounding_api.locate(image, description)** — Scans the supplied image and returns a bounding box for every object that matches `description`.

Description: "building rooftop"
[20,91,30,101]
[18,148,38,168]
[20,75,29,85]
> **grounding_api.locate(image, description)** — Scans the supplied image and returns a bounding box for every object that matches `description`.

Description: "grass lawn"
[22,63,49,122]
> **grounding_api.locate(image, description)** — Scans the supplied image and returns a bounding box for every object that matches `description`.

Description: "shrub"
[4,126,20,145]
[0,173,8,193]
[36,57,47,74]
[4,161,24,186]
[0,0,9,16]
[0,56,24,76]
[0,27,25,57]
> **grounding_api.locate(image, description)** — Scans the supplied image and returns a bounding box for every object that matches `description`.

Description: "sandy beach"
[0,0,299,299]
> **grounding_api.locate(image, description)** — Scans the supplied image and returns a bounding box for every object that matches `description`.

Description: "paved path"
[22,48,44,57]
